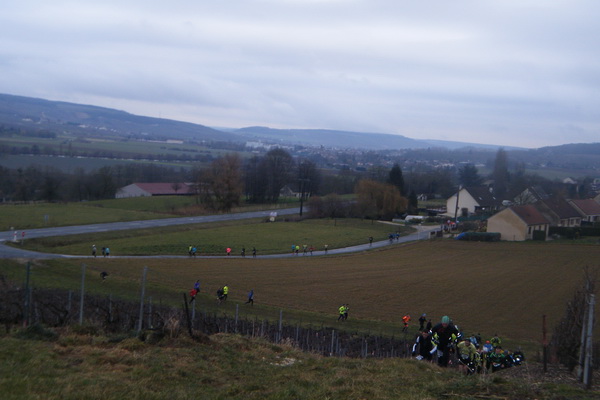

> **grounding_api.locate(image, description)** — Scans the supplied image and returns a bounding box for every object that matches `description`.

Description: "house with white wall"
[446,186,501,218]
[115,182,194,198]
[487,204,551,241]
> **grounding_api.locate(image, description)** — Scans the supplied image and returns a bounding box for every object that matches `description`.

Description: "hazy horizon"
[2,1,599,148]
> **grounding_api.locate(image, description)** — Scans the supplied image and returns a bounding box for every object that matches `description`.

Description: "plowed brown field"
[81,239,600,343]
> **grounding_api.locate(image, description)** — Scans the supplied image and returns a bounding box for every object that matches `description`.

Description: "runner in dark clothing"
[245,289,254,305]
[431,315,459,367]
[412,330,435,361]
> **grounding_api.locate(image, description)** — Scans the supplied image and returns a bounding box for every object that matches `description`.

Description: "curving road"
[0,207,438,259]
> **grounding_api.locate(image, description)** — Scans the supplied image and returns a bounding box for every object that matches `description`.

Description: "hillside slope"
[0,93,241,142]
[1,329,595,400]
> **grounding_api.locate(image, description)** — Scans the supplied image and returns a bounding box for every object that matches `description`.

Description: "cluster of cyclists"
[411,315,524,374]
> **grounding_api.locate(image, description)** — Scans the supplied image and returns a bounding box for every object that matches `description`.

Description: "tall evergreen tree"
[458,163,482,187]
[388,163,405,196]
[492,148,510,199]
[408,189,418,214]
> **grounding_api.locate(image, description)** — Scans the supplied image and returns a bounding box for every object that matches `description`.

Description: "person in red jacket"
[402,314,411,332]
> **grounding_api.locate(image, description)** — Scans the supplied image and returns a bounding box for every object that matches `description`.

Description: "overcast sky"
[2,1,599,148]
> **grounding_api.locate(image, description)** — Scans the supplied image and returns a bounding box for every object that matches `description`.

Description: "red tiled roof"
[134,182,194,195]
[538,197,580,219]
[510,205,551,226]
[570,199,600,216]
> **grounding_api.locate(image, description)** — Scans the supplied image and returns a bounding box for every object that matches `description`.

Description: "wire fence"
[3,268,598,370]
[0,278,411,359]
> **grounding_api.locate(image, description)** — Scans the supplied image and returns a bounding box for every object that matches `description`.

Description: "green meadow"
[17,218,406,255]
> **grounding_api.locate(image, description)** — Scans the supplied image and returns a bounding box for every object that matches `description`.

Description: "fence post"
[235,304,239,333]
[330,330,335,356]
[278,310,283,343]
[67,290,72,315]
[584,294,595,389]
[108,294,112,323]
[23,262,31,327]
[137,266,148,335]
[79,263,86,325]
[542,314,548,373]
[191,298,196,323]
[182,293,193,337]
[148,296,153,329]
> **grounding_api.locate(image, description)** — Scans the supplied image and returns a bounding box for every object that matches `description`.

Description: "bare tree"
[200,153,243,211]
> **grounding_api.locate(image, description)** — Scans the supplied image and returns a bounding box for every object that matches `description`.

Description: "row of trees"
[459,148,593,201]
[2,146,587,220]
[0,163,188,203]
[193,149,322,211]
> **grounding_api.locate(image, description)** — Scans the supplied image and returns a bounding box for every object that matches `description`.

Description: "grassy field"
[0,196,300,230]
[19,218,406,255]
[3,240,599,347]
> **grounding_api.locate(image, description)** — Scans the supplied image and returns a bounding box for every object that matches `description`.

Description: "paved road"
[0,207,438,259]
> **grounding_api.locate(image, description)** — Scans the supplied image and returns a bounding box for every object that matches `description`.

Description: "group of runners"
[188,281,254,306]
[291,244,316,255]
[411,315,524,374]
[91,244,110,257]
[187,246,257,257]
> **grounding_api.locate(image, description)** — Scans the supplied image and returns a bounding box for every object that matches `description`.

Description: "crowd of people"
[182,282,522,375]
[411,316,524,374]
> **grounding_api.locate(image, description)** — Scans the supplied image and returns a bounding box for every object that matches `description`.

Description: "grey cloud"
[1,0,600,147]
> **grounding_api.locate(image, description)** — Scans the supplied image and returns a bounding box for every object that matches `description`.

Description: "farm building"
[445,186,502,218]
[487,204,551,241]
[115,182,195,198]
[568,198,600,223]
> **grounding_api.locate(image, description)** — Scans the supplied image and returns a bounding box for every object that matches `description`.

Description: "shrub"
[14,324,58,341]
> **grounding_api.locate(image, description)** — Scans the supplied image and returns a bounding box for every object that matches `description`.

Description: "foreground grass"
[18,218,406,255]
[0,328,595,400]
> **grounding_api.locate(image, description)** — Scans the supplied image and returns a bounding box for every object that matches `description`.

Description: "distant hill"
[2,93,593,154]
[233,126,518,151]
[0,93,241,142]
[234,126,429,150]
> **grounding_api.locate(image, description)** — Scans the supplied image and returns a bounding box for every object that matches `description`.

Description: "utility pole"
[298,178,310,216]
[453,185,462,223]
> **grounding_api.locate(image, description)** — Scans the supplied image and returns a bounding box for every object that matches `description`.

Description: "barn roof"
[133,182,194,195]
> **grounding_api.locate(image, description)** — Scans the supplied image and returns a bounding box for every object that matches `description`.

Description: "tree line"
[1,147,588,220]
